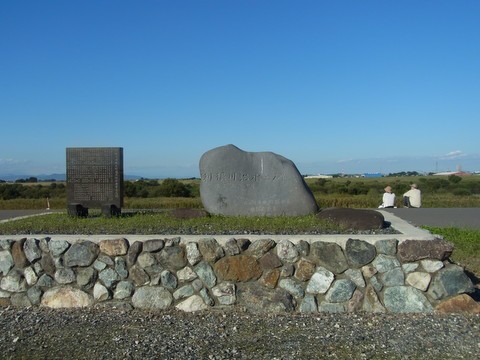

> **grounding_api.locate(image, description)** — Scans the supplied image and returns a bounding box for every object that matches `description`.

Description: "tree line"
[1,175,479,201]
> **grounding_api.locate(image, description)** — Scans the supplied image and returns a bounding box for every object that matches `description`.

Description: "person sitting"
[378,185,396,208]
[403,183,422,208]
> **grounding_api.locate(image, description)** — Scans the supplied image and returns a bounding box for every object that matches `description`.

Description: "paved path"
[0,208,479,229]
[384,208,480,229]
[0,210,57,222]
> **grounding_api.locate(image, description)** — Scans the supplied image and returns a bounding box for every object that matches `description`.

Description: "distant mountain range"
[0,173,143,182]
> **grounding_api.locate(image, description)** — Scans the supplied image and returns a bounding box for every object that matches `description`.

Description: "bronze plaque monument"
[66,147,124,216]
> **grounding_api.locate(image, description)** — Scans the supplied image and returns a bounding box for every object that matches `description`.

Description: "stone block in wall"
[405,272,431,292]
[129,265,150,286]
[76,267,96,289]
[99,268,120,288]
[142,239,164,253]
[48,240,70,257]
[94,283,110,301]
[64,241,99,267]
[126,241,142,267]
[194,261,217,288]
[383,286,433,313]
[54,268,76,284]
[236,284,295,313]
[372,254,400,273]
[224,238,241,256]
[245,239,275,258]
[380,267,405,287]
[186,242,202,266]
[0,250,14,276]
[157,246,187,270]
[300,294,317,313]
[427,264,474,300]
[420,259,444,273]
[11,293,32,307]
[362,286,385,313]
[197,238,225,263]
[344,269,366,288]
[258,252,282,270]
[294,259,316,281]
[214,255,262,282]
[306,267,335,294]
[114,281,134,300]
[0,239,14,250]
[23,266,38,286]
[309,242,348,274]
[259,268,280,289]
[435,294,480,314]
[1,271,27,292]
[161,270,178,290]
[99,238,129,256]
[41,286,94,308]
[375,239,398,256]
[325,279,356,303]
[345,239,377,268]
[347,289,365,312]
[39,253,56,277]
[27,286,42,305]
[12,239,28,268]
[173,284,195,300]
[276,240,300,263]
[397,239,454,262]
[176,294,209,312]
[132,286,172,310]
[318,302,346,313]
[115,257,128,279]
[212,282,236,305]
[279,278,305,299]
[24,238,42,263]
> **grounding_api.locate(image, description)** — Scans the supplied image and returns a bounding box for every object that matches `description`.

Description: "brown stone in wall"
[397,239,454,262]
[11,239,28,268]
[126,241,143,267]
[260,268,280,289]
[258,252,283,270]
[0,298,11,307]
[214,255,262,282]
[39,253,56,277]
[435,294,480,314]
[99,238,129,256]
[294,259,316,281]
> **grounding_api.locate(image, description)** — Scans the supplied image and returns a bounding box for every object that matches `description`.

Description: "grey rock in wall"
[199,144,318,216]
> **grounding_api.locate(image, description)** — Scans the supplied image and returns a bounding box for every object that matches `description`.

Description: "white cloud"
[440,151,466,160]
[0,158,25,165]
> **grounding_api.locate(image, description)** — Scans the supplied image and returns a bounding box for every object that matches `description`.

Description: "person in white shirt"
[403,183,422,208]
[379,185,396,208]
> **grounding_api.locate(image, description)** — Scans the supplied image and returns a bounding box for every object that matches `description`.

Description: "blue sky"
[1,0,479,178]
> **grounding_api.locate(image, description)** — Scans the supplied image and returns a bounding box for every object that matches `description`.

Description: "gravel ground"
[1,307,479,360]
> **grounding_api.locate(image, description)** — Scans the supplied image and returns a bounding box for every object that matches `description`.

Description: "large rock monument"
[199,144,319,216]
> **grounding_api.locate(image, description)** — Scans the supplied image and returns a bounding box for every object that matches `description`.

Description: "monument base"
[67,204,88,217]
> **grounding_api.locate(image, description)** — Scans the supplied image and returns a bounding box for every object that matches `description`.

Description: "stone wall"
[0,237,475,313]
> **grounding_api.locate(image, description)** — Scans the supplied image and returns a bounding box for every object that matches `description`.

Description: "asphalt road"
[383,208,480,229]
[0,210,57,222]
[0,208,479,229]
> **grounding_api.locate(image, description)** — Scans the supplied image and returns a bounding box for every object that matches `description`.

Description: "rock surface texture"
[0,236,476,314]
[199,144,318,216]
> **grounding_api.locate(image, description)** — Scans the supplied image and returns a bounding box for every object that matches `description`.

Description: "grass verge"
[0,212,346,235]
[423,226,480,277]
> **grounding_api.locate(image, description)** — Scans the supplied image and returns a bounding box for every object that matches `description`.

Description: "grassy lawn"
[423,226,480,277]
[0,212,345,235]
